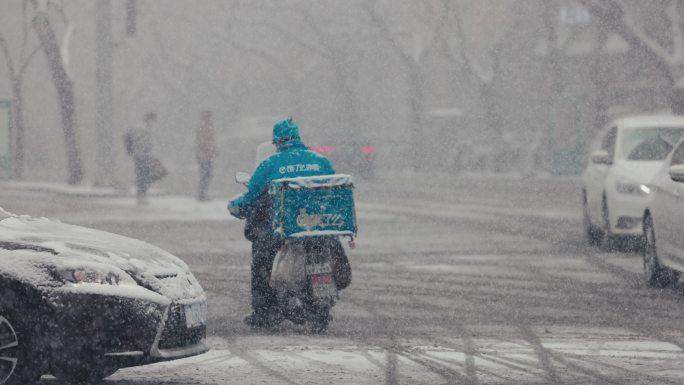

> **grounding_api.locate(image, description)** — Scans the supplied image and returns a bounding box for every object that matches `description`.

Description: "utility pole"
[95,0,115,186]
[126,0,137,37]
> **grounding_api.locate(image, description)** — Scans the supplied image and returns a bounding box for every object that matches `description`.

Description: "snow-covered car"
[0,209,208,384]
[581,115,684,249]
[643,138,684,287]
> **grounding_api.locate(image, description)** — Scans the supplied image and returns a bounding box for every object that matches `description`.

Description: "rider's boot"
[243,309,282,328]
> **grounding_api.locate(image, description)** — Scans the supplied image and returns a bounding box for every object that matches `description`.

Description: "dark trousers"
[251,234,283,316]
[197,160,213,201]
[134,158,151,197]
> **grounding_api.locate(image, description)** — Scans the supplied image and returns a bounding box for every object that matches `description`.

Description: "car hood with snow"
[0,210,204,302]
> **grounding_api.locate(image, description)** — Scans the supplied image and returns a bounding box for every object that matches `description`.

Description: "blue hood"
[272,119,300,145]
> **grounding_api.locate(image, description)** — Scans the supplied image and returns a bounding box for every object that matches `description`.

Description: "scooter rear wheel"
[308,304,332,334]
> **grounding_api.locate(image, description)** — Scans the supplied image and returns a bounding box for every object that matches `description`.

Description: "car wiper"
[0,241,58,255]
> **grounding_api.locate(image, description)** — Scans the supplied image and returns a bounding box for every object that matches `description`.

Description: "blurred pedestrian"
[124,112,167,205]
[196,110,218,201]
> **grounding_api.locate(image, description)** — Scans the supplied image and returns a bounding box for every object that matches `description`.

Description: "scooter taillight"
[311,275,334,285]
[310,273,336,300]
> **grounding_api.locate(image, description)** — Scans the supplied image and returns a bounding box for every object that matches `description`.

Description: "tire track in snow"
[426,197,684,369]
[344,296,468,385]
[359,348,386,371]
[219,335,301,385]
[511,251,684,352]
[554,350,684,385]
[505,250,684,384]
[387,262,483,385]
[516,325,562,384]
[348,272,684,384]
[344,259,535,385]
[349,242,684,384]
[347,262,548,382]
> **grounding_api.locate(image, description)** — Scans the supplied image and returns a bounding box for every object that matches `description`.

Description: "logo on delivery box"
[296,207,345,231]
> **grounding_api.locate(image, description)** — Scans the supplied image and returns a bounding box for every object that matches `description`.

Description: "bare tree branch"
[257,21,329,58]
[419,0,451,62]
[21,0,29,59]
[362,1,414,67]
[147,19,235,104]
[299,7,339,59]
[561,27,588,52]
[19,45,41,77]
[0,35,17,76]
[580,0,678,70]
[448,1,485,81]
[229,40,297,84]
[670,0,683,63]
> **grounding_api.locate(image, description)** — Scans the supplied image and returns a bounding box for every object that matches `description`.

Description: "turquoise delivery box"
[270,174,357,239]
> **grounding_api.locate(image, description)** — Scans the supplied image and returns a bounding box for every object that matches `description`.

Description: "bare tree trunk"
[408,66,424,167]
[669,67,684,114]
[32,11,83,184]
[480,81,501,172]
[581,0,682,113]
[543,0,564,175]
[592,18,609,129]
[95,0,116,187]
[11,79,25,180]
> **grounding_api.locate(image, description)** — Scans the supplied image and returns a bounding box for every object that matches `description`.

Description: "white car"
[643,138,684,287]
[582,115,684,250]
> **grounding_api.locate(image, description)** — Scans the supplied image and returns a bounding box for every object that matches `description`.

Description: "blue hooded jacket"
[229,119,335,218]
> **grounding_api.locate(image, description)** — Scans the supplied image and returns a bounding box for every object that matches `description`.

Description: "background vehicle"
[0,209,208,384]
[581,115,684,250]
[310,143,377,179]
[643,138,684,287]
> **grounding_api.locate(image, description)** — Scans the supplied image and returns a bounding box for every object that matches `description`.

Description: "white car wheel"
[582,191,600,245]
[643,214,678,288]
[599,198,618,251]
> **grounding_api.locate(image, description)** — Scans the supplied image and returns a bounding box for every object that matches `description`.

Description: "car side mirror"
[669,164,684,183]
[235,172,250,185]
[591,150,612,165]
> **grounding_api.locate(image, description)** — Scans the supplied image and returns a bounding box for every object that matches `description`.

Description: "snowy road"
[5,175,684,384]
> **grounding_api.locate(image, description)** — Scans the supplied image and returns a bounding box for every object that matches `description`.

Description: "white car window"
[619,127,684,161]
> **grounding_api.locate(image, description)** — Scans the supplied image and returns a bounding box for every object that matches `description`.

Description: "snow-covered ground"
[4,176,684,384]
[100,332,684,384]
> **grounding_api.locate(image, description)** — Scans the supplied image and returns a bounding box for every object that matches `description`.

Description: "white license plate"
[183,302,207,328]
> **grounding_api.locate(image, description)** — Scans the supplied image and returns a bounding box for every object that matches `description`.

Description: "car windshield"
[619,127,684,161]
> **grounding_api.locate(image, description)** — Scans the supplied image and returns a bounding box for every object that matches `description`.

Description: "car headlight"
[58,268,121,285]
[616,179,650,196]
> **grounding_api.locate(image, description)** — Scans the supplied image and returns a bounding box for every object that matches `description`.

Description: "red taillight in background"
[311,146,336,155]
[361,146,377,155]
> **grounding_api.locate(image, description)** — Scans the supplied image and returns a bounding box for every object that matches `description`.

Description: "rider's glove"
[227,195,246,219]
